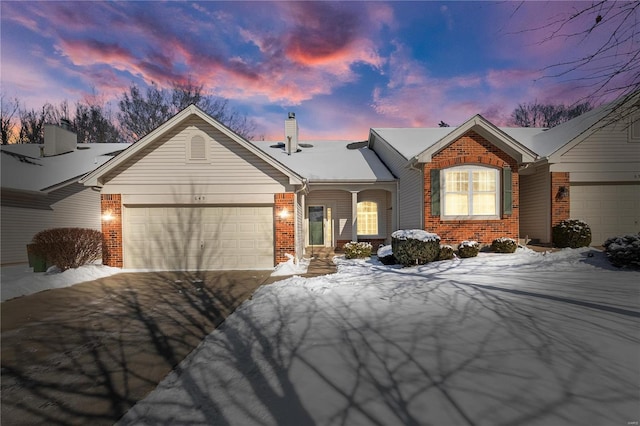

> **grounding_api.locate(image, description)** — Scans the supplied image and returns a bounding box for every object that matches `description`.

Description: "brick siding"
[423,131,520,245]
[101,194,123,267]
[274,193,295,264]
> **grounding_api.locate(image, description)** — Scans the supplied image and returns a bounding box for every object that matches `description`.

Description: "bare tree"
[1,95,20,144]
[514,1,639,123]
[74,101,122,143]
[117,82,170,143]
[118,81,256,143]
[18,104,53,144]
[511,102,593,127]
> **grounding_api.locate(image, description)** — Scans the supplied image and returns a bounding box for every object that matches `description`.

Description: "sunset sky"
[0,1,631,140]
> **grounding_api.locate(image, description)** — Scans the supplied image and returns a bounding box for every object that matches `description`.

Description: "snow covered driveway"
[120,248,639,426]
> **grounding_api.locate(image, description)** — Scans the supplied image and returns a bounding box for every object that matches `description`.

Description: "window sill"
[441,216,500,221]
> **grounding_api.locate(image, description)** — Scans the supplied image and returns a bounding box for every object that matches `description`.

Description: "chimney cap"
[288,112,296,119]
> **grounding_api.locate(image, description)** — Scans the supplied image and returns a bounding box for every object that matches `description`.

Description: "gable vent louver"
[190,135,206,160]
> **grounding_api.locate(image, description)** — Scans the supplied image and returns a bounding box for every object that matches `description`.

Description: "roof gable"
[535,92,640,160]
[80,105,303,187]
[414,115,537,164]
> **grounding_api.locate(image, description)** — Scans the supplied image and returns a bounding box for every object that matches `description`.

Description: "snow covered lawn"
[119,248,639,426]
[1,264,122,302]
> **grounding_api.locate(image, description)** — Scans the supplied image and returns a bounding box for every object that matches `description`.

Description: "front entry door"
[308,206,324,245]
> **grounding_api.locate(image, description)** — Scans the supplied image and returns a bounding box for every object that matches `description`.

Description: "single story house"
[0,124,128,264]
[78,92,638,270]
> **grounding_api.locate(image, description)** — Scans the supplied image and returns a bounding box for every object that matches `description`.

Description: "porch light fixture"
[556,186,569,201]
[278,208,290,219]
[102,210,114,222]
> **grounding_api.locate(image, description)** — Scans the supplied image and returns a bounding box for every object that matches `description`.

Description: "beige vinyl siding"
[371,134,422,229]
[1,184,101,264]
[520,166,551,244]
[559,121,640,163]
[307,190,352,243]
[104,116,289,190]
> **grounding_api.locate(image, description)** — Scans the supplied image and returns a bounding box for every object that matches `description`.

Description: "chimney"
[43,123,77,156]
[285,112,298,155]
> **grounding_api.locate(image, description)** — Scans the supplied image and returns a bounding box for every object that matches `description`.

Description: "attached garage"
[80,105,304,269]
[570,183,640,245]
[123,206,274,270]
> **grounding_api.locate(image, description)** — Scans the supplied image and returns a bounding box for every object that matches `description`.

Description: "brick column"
[101,194,123,267]
[274,193,295,264]
[551,172,570,227]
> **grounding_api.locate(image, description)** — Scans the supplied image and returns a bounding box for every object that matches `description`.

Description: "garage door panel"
[571,184,640,245]
[124,206,274,270]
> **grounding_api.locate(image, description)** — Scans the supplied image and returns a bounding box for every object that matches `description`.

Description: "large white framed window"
[357,201,378,235]
[441,166,500,219]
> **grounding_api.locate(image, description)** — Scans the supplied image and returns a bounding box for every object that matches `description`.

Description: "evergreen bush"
[491,237,518,253]
[552,219,592,248]
[376,245,397,265]
[603,234,640,268]
[391,230,440,266]
[458,241,480,258]
[438,245,455,260]
[343,241,373,259]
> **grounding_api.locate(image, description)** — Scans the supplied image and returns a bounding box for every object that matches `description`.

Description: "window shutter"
[503,167,512,215]
[431,169,440,216]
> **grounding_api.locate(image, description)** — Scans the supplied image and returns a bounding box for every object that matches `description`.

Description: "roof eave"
[415,115,537,165]
[80,105,304,187]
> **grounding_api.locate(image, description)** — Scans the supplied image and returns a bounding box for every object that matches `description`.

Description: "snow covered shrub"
[458,241,480,258]
[438,245,455,261]
[343,241,372,259]
[31,228,103,271]
[391,229,441,267]
[552,219,592,248]
[603,234,640,268]
[491,237,517,253]
[376,245,396,265]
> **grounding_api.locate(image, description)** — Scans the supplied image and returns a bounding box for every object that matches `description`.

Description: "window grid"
[443,167,499,217]
[357,201,378,235]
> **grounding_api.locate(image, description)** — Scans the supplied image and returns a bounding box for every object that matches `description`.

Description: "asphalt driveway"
[1,270,272,425]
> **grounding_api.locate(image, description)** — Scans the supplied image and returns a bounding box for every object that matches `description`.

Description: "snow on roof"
[521,100,621,158]
[372,128,454,160]
[251,140,396,182]
[1,143,130,192]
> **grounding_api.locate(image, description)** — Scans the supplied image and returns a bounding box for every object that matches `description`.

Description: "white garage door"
[123,206,274,270]
[570,184,640,245]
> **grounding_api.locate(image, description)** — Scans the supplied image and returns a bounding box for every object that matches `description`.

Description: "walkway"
[303,247,339,277]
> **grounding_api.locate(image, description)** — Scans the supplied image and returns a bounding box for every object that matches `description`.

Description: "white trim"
[441,166,500,220]
[414,115,537,165]
[80,105,303,187]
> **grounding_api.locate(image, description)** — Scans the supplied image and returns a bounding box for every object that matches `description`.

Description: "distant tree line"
[0,81,256,145]
[510,101,593,128]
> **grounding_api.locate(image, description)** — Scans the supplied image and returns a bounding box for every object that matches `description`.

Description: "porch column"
[391,184,398,235]
[300,192,306,257]
[351,191,359,242]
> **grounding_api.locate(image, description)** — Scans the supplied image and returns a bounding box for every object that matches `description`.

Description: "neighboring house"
[0,124,128,264]
[37,93,640,270]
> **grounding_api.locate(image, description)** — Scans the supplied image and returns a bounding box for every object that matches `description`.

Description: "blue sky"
[1,1,632,140]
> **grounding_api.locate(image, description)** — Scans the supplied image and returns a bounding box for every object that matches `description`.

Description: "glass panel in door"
[308,206,324,245]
